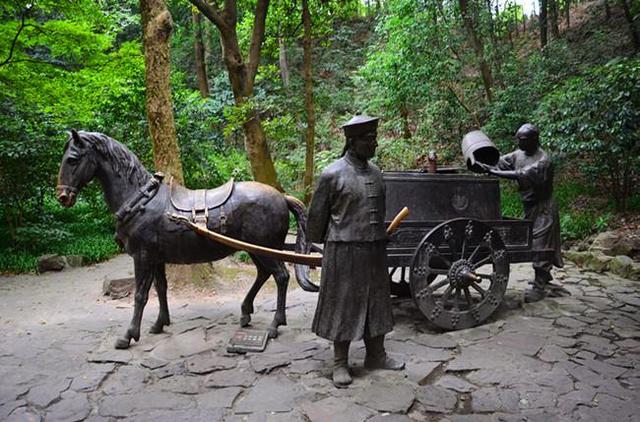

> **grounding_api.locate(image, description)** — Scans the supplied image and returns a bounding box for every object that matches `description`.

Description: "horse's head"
[56,130,97,207]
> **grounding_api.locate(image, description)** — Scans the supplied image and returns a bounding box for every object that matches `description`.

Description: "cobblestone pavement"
[0,255,639,421]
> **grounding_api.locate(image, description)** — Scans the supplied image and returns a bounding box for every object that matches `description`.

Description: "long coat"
[498,148,564,278]
[307,151,394,342]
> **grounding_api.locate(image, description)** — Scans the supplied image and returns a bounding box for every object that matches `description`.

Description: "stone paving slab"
[0,256,639,420]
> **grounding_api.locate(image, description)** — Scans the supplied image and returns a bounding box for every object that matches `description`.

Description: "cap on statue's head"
[341,115,379,138]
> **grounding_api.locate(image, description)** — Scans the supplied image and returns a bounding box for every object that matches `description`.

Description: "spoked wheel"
[409,218,510,330]
[389,266,412,297]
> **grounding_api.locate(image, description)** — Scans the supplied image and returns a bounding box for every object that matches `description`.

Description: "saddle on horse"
[169,177,235,232]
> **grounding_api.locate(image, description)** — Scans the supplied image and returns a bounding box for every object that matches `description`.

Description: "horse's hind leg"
[115,253,154,349]
[240,256,270,328]
[150,263,170,334]
[251,256,290,339]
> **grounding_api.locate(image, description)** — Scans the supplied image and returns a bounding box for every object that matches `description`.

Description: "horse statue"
[56,130,318,349]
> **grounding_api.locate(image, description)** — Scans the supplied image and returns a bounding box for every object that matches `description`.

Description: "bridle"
[56,184,78,195]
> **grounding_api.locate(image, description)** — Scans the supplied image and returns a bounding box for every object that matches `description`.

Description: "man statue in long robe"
[307,115,404,388]
[480,123,566,302]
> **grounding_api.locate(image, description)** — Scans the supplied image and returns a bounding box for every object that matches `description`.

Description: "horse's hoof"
[149,324,164,334]
[240,315,251,327]
[267,327,278,339]
[114,338,130,349]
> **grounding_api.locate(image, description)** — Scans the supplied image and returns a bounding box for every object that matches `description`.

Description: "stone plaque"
[227,329,269,353]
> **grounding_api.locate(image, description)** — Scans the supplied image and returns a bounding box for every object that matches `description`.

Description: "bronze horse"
[56,130,318,349]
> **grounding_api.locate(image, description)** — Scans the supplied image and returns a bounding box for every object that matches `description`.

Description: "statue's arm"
[479,152,518,180]
[307,172,332,243]
[477,161,519,180]
[486,168,520,180]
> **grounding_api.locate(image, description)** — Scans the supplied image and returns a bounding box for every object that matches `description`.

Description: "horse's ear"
[70,129,86,149]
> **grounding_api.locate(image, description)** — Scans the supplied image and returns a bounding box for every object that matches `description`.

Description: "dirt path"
[1,254,638,421]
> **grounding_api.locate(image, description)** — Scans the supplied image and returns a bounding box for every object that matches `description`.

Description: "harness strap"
[115,172,164,224]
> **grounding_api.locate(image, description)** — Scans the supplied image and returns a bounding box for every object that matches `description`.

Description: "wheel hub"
[448,259,476,289]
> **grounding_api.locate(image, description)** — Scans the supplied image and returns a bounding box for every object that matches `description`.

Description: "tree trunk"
[459,0,494,102]
[140,0,184,184]
[400,104,411,139]
[549,0,560,38]
[302,0,315,204]
[486,0,503,81]
[604,0,611,21]
[620,0,640,52]
[203,18,212,65]
[190,0,281,190]
[192,11,209,98]
[539,0,548,48]
[564,0,570,28]
[278,37,290,88]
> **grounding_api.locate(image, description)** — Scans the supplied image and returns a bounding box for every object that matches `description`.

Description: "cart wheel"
[409,218,509,330]
[388,267,411,297]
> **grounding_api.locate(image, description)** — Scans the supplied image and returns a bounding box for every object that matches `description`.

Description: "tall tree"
[302,0,315,204]
[549,0,560,38]
[140,0,184,184]
[539,0,548,48]
[192,10,209,98]
[619,0,640,52]
[459,0,494,101]
[278,36,290,88]
[189,0,282,190]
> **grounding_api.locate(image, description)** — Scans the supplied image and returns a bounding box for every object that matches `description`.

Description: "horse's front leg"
[149,263,170,334]
[115,253,155,349]
[241,262,270,328]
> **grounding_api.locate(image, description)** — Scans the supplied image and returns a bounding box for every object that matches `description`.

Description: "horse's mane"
[77,131,150,187]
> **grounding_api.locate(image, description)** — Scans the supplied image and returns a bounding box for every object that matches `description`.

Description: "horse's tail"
[285,195,319,292]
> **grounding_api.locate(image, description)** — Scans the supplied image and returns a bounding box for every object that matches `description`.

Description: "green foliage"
[553,180,607,240]
[499,181,523,218]
[1,0,637,273]
[0,196,118,273]
[234,251,251,263]
[0,252,37,274]
[59,233,120,263]
[0,0,139,273]
[536,57,640,211]
[484,41,582,150]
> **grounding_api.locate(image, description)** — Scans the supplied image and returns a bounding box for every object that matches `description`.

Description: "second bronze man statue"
[479,123,565,302]
[307,115,404,388]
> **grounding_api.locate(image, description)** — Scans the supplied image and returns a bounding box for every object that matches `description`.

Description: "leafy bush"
[536,57,640,211]
[59,233,120,263]
[484,41,582,150]
[0,98,65,243]
[553,180,613,240]
[499,181,523,218]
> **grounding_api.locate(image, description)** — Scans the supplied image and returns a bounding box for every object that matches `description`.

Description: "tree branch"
[2,58,80,70]
[0,12,27,67]
[224,0,238,25]
[446,84,481,127]
[247,0,270,86]
[189,0,226,30]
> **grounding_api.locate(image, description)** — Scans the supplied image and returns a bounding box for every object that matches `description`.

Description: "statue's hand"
[476,162,494,175]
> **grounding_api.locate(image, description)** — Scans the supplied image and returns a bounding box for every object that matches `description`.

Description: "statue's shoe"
[365,355,405,370]
[332,365,352,388]
[546,283,571,297]
[524,287,546,303]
